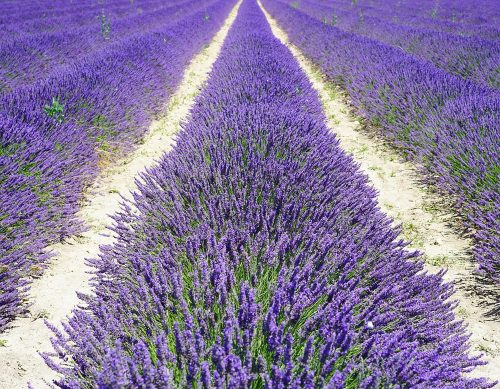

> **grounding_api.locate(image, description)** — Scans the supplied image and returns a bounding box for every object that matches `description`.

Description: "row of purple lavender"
[294,0,499,89]
[311,0,500,41]
[0,0,174,40]
[262,0,500,287]
[44,1,492,386]
[0,0,205,93]
[0,0,234,331]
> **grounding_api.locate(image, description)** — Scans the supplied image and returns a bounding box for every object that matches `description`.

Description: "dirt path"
[0,3,241,388]
[259,1,500,383]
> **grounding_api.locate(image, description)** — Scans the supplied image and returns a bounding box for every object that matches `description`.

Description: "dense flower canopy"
[0,0,233,331]
[44,1,492,387]
[262,0,500,286]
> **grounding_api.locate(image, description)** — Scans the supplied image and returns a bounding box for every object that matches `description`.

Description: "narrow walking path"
[259,1,500,382]
[0,3,241,388]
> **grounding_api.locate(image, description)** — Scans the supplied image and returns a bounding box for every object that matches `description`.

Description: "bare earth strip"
[259,1,500,383]
[0,2,241,388]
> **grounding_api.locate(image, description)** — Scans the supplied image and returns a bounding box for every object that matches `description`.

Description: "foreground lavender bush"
[263,0,500,286]
[45,1,491,386]
[0,0,234,332]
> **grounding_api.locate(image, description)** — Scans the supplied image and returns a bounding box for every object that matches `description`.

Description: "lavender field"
[0,0,499,387]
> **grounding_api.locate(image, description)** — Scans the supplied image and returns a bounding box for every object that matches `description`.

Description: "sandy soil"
[259,1,500,383]
[0,3,241,388]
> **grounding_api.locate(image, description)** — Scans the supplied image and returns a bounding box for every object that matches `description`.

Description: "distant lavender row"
[420,0,499,27]
[44,1,491,387]
[296,0,499,89]
[350,0,500,30]
[0,0,234,332]
[312,0,500,40]
[0,0,184,40]
[0,0,211,93]
[0,1,109,29]
[263,0,500,284]
[0,0,146,28]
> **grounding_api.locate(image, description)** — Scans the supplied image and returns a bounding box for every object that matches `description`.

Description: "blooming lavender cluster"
[294,0,499,89]
[44,1,492,387]
[0,0,234,331]
[263,0,500,286]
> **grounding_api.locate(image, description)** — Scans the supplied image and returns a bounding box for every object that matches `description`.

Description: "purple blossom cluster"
[293,0,499,89]
[0,0,234,331]
[263,0,500,286]
[44,1,492,386]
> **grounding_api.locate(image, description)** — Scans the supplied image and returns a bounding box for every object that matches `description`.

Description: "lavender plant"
[44,1,492,387]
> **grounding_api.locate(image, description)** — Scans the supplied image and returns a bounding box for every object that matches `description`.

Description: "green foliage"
[357,10,364,23]
[18,161,38,177]
[0,142,24,158]
[331,13,338,26]
[100,10,111,39]
[91,114,116,151]
[44,97,65,123]
[487,67,499,89]
[203,146,212,166]
[430,2,439,18]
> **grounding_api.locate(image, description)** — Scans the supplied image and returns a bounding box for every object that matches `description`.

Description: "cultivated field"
[0,0,498,387]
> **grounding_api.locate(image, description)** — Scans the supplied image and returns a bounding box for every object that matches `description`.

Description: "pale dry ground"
[0,2,241,388]
[259,1,500,383]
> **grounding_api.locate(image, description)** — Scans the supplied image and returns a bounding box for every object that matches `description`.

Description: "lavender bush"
[262,0,500,287]
[0,0,234,331]
[44,1,492,386]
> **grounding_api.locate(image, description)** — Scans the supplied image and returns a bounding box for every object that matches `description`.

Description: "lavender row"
[311,0,500,40]
[0,0,142,28]
[0,0,210,94]
[0,1,109,30]
[263,0,500,285]
[0,0,234,332]
[296,0,499,89]
[354,0,500,31]
[0,0,186,41]
[43,1,492,387]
